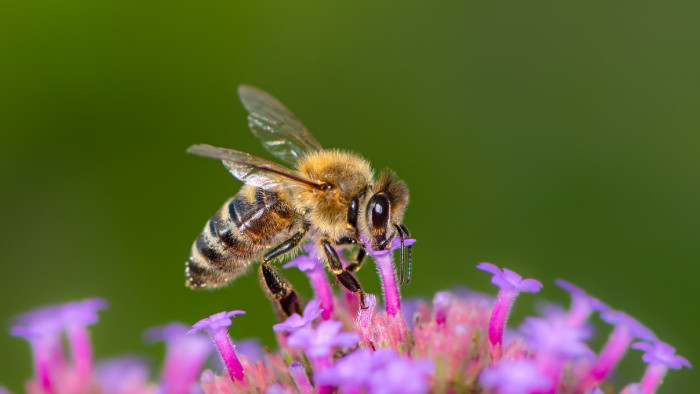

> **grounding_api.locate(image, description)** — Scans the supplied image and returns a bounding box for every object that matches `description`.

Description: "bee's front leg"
[345,248,366,273]
[320,239,367,309]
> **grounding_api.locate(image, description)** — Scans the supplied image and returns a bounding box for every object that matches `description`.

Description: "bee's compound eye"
[368,193,390,230]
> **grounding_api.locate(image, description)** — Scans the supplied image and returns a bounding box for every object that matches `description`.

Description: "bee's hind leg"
[259,263,303,320]
[321,239,367,309]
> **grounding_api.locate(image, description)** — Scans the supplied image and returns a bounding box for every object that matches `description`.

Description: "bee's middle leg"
[262,230,306,263]
[321,239,367,309]
[259,262,303,320]
[258,229,308,320]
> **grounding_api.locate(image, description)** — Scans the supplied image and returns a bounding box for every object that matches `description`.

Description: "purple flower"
[287,320,359,359]
[555,279,608,327]
[577,310,654,389]
[316,348,396,389]
[401,297,428,329]
[284,255,334,319]
[632,341,691,370]
[520,317,594,360]
[235,338,263,363]
[362,235,417,317]
[477,263,542,293]
[631,341,691,394]
[60,298,108,387]
[11,305,68,391]
[317,349,433,394]
[95,356,150,394]
[289,362,313,394]
[367,356,433,394]
[432,291,452,325]
[59,298,108,327]
[188,310,245,336]
[189,311,246,382]
[480,359,552,394]
[273,299,323,333]
[283,254,321,272]
[146,322,212,394]
[356,293,378,345]
[600,310,656,342]
[477,263,541,361]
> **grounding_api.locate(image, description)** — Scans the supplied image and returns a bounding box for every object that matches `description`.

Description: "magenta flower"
[5,259,692,393]
[578,310,656,389]
[284,254,334,320]
[316,348,387,389]
[367,355,433,394]
[480,359,552,394]
[432,291,452,326]
[356,293,378,346]
[272,298,323,333]
[317,348,433,394]
[234,338,263,363]
[633,340,691,369]
[287,320,359,358]
[555,279,608,328]
[363,235,417,317]
[188,310,246,382]
[94,357,151,394]
[289,362,313,394]
[520,316,594,392]
[10,308,65,393]
[520,317,594,358]
[10,298,108,393]
[477,262,541,361]
[631,340,691,394]
[478,263,542,293]
[145,322,212,394]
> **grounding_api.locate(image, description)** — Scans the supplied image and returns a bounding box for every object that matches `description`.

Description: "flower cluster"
[6,238,691,393]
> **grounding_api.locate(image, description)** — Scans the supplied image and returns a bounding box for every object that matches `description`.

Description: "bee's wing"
[187,144,324,190]
[238,85,323,165]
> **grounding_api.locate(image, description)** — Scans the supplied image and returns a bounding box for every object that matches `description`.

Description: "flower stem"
[640,363,667,394]
[488,289,517,362]
[289,362,313,394]
[580,325,632,389]
[66,324,92,387]
[32,345,54,393]
[309,268,334,320]
[211,329,244,382]
[374,250,401,317]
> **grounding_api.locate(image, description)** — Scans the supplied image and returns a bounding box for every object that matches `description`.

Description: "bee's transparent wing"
[188,144,323,190]
[238,85,323,165]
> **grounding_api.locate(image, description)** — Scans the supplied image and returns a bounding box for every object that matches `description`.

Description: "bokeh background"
[1,1,698,391]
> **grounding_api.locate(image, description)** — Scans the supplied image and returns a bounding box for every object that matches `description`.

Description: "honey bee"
[185,85,412,318]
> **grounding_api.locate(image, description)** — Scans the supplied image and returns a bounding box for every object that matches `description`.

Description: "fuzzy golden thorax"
[293,150,374,240]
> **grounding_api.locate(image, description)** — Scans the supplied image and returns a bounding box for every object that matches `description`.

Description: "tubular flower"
[273,299,323,334]
[629,341,691,394]
[145,322,212,394]
[284,253,334,320]
[5,241,691,393]
[188,311,247,382]
[477,262,542,362]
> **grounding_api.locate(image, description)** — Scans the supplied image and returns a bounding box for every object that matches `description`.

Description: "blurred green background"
[1,0,698,392]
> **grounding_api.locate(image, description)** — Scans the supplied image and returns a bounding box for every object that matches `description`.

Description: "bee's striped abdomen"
[185,186,298,289]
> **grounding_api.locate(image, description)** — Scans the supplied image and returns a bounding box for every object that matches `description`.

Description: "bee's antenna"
[406,243,412,285]
[398,224,412,285]
[395,224,406,285]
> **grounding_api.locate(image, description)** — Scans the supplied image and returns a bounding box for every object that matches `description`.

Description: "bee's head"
[362,170,410,251]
